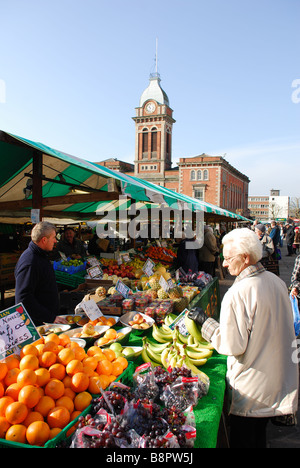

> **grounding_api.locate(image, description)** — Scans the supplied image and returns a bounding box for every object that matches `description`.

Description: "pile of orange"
[97,328,125,347]
[0,333,128,446]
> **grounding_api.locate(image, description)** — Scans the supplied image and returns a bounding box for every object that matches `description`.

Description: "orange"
[5,383,22,401]
[87,346,105,357]
[74,392,92,412]
[0,362,8,380]
[97,359,112,376]
[104,329,117,341]
[70,372,89,393]
[42,341,59,355]
[111,361,123,377]
[58,348,75,366]
[49,427,61,439]
[35,368,51,387]
[19,354,39,371]
[88,376,101,394]
[4,368,21,387]
[17,369,37,387]
[0,381,4,398]
[49,363,66,380]
[5,401,28,424]
[63,387,76,400]
[106,318,116,327]
[26,420,50,446]
[97,337,109,346]
[97,374,110,390]
[58,334,71,347]
[72,346,86,361]
[4,355,20,370]
[62,375,72,389]
[55,396,74,414]
[66,359,83,376]
[0,416,10,438]
[34,395,55,418]
[18,385,41,409]
[5,424,27,443]
[82,356,98,371]
[23,411,44,427]
[66,341,80,350]
[0,396,14,416]
[45,379,65,400]
[107,375,117,384]
[20,344,39,359]
[102,348,116,362]
[47,406,70,429]
[70,410,81,421]
[82,366,94,378]
[35,344,45,356]
[39,351,57,368]
[44,333,60,345]
[114,356,128,370]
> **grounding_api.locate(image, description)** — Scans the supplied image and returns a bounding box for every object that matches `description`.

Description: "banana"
[145,343,163,364]
[164,314,177,326]
[161,323,173,335]
[178,332,189,345]
[182,354,209,380]
[188,334,195,346]
[161,347,170,369]
[145,338,170,353]
[193,337,214,350]
[186,356,208,366]
[152,323,173,343]
[185,346,213,360]
[184,314,204,342]
[141,346,161,367]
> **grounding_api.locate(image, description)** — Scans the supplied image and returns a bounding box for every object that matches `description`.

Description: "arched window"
[191,170,196,181]
[142,128,148,158]
[151,127,157,156]
[197,170,202,180]
[203,169,209,180]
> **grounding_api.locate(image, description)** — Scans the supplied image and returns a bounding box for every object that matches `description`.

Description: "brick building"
[97,72,250,217]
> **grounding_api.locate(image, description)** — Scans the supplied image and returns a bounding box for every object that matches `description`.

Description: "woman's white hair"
[222,228,263,263]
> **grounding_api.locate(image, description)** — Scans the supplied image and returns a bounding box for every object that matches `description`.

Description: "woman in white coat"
[188,228,299,448]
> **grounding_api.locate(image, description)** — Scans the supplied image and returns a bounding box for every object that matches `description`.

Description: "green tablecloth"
[126,329,227,449]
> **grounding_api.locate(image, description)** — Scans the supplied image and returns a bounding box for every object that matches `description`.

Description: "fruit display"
[141,313,214,381]
[142,245,177,264]
[0,334,129,446]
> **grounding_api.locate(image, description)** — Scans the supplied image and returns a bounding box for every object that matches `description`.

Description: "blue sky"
[0,0,299,197]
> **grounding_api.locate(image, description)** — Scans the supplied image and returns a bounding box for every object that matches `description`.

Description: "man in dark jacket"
[285,220,295,256]
[15,221,63,326]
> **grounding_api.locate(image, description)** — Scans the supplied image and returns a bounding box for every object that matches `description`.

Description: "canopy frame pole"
[32,151,43,221]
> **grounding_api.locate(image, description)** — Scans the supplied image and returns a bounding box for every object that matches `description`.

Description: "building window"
[194,188,204,201]
[203,169,209,180]
[197,170,202,180]
[191,170,196,181]
[142,129,148,158]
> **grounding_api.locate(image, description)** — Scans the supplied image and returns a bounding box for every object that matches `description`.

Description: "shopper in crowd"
[269,221,281,259]
[290,253,300,308]
[198,225,219,277]
[188,228,298,448]
[254,223,274,258]
[293,227,300,254]
[175,234,199,274]
[56,226,86,259]
[285,220,295,256]
[15,222,65,326]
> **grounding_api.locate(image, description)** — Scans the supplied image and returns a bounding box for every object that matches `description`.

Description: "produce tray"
[0,362,134,449]
[53,259,87,274]
[54,269,86,288]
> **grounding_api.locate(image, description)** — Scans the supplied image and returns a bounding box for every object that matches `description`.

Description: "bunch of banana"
[152,323,173,343]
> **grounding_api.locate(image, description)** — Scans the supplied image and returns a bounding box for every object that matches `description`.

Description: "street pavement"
[219,240,300,449]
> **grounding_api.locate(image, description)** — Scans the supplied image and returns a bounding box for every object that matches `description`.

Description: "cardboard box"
[84,279,114,291]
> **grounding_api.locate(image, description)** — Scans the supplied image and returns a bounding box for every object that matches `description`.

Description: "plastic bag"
[160,376,200,412]
[290,293,300,336]
[133,362,159,401]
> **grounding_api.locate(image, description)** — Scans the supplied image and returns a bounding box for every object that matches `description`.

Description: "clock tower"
[132,72,175,185]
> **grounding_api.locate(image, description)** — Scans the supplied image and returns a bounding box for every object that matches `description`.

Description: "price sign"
[142,258,155,277]
[159,275,170,292]
[87,265,103,279]
[0,303,41,360]
[87,256,102,267]
[80,299,102,322]
[169,309,189,336]
[115,280,131,298]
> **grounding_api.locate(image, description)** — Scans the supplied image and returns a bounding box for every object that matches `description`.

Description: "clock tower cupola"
[132,70,175,184]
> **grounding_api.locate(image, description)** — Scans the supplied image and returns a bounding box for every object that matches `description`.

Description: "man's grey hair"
[31,221,56,243]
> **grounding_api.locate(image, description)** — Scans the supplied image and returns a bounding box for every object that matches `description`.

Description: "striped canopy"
[0,130,250,224]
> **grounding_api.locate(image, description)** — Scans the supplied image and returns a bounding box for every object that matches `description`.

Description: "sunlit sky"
[1,0,299,197]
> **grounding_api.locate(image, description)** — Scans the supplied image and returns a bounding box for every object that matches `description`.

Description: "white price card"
[115,280,131,298]
[87,265,103,279]
[80,299,102,322]
[159,275,170,292]
[142,258,155,277]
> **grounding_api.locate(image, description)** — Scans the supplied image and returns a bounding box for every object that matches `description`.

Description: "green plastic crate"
[54,269,86,288]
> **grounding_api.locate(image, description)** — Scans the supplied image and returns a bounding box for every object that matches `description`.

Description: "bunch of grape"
[78,421,132,448]
[92,391,126,415]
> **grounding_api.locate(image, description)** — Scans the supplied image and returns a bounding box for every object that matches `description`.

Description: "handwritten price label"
[0,303,41,360]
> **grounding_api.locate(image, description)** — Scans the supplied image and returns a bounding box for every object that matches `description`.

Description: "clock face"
[146,102,155,113]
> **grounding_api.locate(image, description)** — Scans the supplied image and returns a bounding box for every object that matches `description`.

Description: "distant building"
[96,71,250,218]
[248,190,290,223]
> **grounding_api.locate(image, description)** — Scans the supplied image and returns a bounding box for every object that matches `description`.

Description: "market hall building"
[96,71,250,220]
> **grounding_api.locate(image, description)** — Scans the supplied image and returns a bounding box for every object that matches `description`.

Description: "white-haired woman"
[188,228,299,448]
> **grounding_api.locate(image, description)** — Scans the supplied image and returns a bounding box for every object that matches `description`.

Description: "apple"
[122,347,135,356]
[109,342,123,353]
